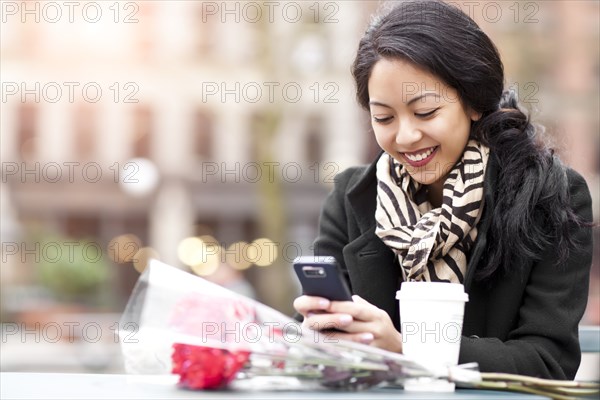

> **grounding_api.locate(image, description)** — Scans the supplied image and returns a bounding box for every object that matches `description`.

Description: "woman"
[293,0,593,380]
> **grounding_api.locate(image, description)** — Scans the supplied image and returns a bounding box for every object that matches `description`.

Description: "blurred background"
[1,0,598,373]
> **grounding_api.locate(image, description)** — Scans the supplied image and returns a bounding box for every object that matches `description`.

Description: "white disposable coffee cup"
[396,282,469,391]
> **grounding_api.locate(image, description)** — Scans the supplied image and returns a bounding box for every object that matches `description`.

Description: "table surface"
[0,372,550,400]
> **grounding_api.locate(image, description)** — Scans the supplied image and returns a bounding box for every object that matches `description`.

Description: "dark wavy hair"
[351,0,582,280]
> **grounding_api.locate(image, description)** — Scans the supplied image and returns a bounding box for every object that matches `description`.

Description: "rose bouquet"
[119,260,600,398]
[119,260,448,391]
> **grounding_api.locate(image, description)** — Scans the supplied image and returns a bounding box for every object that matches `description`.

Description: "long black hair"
[351,0,583,280]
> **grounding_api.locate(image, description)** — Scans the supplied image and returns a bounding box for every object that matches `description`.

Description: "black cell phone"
[293,256,352,301]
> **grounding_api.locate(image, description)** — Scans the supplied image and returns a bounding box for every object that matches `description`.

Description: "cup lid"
[396,281,468,302]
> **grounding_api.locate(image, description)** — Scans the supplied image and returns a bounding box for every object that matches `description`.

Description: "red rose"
[172,343,250,389]
[170,294,255,389]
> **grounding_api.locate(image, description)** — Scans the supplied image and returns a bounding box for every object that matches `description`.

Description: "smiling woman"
[293,0,594,381]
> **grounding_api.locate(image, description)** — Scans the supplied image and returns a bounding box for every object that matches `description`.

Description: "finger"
[293,295,330,314]
[326,331,375,345]
[331,319,373,334]
[303,312,353,331]
[328,299,377,321]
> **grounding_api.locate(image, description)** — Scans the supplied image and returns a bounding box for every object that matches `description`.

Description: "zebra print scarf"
[374,141,489,283]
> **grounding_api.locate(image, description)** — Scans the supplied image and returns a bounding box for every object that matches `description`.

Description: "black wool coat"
[313,152,593,379]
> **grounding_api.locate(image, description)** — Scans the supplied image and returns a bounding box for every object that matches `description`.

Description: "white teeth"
[405,147,435,162]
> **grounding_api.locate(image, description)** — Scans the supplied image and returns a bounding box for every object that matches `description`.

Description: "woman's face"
[368,58,480,190]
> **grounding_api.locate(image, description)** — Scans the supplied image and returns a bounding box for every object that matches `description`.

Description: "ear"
[467,106,482,122]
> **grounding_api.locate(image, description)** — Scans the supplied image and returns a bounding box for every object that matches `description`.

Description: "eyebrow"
[369,93,441,108]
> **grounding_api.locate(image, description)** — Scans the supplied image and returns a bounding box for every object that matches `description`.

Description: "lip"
[400,146,438,168]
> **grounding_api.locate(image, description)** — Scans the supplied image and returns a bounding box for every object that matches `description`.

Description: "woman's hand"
[293,294,403,353]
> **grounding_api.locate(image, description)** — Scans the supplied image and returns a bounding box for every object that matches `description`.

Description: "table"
[0,372,549,399]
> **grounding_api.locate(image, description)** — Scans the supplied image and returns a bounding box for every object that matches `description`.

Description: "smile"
[401,146,438,167]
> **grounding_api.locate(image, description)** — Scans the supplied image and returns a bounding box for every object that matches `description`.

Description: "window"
[132,106,153,159]
[73,105,96,160]
[63,215,100,239]
[17,104,37,161]
[194,110,214,161]
[305,114,325,164]
[194,3,217,57]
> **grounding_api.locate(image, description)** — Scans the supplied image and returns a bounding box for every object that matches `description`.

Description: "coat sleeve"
[459,168,594,379]
[292,168,356,323]
[312,168,360,285]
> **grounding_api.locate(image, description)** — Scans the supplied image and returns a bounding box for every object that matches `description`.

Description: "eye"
[414,108,439,118]
[372,116,393,124]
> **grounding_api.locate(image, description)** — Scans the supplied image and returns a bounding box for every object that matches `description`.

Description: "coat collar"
[346,151,382,233]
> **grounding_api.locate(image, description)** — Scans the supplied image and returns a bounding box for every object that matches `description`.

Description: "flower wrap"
[120,260,445,391]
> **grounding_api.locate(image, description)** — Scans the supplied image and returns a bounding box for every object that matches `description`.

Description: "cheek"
[432,114,471,148]
[373,127,391,149]
[425,121,449,145]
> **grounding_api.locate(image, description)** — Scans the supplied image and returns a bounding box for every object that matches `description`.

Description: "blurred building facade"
[1,1,380,317]
[1,0,598,372]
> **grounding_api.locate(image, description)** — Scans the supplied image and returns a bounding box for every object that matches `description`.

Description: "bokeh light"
[177,237,204,267]
[107,234,142,263]
[133,247,160,274]
[118,157,160,197]
[250,237,278,267]
[225,241,252,271]
[178,236,222,276]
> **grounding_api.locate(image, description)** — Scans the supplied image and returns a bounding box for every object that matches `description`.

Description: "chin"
[406,172,441,187]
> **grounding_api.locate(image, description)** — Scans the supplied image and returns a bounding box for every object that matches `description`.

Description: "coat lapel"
[463,153,499,292]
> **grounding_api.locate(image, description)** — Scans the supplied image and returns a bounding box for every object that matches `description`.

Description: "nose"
[395,119,423,146]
